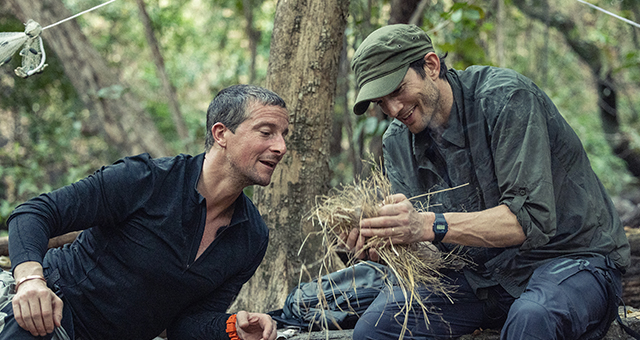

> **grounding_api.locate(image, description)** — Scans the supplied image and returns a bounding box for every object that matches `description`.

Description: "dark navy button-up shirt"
[382,66,630,298]
[8,153,269,340]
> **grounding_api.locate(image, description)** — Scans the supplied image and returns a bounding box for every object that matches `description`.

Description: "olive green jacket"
[382,66,630,298]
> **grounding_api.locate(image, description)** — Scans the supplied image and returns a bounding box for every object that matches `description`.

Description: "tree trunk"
[242,0,261,84]
[229,0,349,313]
[330,31,349,166]
[136,0,188,142]
[389,0,421,25]
[6,0,170,157]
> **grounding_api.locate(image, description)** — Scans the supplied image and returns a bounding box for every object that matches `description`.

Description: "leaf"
[465,9,481,21]
[375,119,390,136]
[451,10,463,23]
[363,116,379,135]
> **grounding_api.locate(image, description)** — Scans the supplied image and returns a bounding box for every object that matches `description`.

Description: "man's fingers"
[355,232,367,259]
[369,248,380,262]
[360,216,401,235]
[384,193,407,205]
[12,300,26,331]
[18,300,39,336]
[52,296,64,327]
[271,319,278,339]
[236,310,249,326]
[347,228,359,249]
[29,298,49,336]
[38,294,56,334]
[260,316,276,340]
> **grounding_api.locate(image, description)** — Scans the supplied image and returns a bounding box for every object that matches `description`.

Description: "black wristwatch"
[432,213,448,243]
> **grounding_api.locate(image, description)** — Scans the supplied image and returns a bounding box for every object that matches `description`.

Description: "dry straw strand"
[305,164,469,339]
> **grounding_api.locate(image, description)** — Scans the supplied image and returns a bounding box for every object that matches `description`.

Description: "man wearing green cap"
[345,24,629,340]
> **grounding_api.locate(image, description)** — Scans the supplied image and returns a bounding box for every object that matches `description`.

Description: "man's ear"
[211,122,228,148]
[423,52,441,80]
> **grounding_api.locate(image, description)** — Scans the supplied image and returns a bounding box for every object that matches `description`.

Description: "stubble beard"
[414,80,441,134]
[228,155,272,188]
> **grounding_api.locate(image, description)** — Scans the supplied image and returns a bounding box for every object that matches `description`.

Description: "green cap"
[351,24,434,115]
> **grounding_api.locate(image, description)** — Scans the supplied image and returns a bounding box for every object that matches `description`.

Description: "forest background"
[1,0,639,312]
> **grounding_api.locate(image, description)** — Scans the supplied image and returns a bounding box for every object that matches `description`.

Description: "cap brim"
[353,64,410,115]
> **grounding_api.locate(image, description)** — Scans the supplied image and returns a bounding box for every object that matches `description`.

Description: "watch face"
[435,224,447,232]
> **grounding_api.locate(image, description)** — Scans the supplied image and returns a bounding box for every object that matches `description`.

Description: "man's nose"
[381,98,402,118]
[272,134,287,155]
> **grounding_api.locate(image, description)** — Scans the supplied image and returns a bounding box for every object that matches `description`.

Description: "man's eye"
[391,86,403,97]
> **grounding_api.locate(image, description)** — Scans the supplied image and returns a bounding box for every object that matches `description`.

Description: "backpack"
[269,261,395,331]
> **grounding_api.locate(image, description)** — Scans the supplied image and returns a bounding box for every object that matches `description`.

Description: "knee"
[352,313,381,340]
[503,299,554,336]
[352,308,400,340]
[507,299,551,324]
[352,320,368,340]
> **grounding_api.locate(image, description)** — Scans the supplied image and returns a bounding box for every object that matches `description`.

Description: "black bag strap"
[617,306,640,340]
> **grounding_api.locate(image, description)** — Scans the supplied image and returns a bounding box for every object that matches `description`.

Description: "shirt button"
[519,188,526,196]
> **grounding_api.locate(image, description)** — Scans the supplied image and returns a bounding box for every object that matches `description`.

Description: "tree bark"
[389,0,421,25]
[229,0,349,313]
[242,0,261,84]
[6,0,170,157]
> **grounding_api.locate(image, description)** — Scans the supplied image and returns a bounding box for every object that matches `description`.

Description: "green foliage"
[0,14,117,229]
[1,0,639,231]
[435,3,491,68]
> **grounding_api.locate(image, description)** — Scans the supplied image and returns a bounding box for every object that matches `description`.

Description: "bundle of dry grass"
[306,166,469,338]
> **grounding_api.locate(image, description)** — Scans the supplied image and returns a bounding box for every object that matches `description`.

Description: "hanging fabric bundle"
[0,0,116,78]
[0,20,46,78]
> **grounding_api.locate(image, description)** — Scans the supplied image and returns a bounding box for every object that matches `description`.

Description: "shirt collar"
[440,71,466,148]
[191,153,206,205]
[229,194,250,227]
[191,152,250,226]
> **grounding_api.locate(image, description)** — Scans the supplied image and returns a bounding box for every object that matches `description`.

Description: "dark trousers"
[352,256,622,340]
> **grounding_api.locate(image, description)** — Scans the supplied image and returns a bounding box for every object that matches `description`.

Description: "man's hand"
[339,228,380,262]
[12,262,63,337]
[338,193,431,260]
[358,193,430,245]
[235,311,277,340]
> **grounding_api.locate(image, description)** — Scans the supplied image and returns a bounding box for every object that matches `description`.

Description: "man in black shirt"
[345,24,629,340]
[3,84,288,340]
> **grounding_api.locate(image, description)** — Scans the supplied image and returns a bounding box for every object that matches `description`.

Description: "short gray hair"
[205,84,286,152]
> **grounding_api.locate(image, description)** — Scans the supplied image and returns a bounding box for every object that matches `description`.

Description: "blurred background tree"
[1,0,639,309]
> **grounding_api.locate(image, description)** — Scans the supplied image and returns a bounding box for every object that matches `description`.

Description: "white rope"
[576,0,640,29]
[43,0,117,30]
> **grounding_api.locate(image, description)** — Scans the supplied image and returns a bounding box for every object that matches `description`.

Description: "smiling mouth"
[398,106,416,122]
[260,160,277,169]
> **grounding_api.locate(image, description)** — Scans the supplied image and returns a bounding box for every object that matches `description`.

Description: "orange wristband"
[226,314,240,340]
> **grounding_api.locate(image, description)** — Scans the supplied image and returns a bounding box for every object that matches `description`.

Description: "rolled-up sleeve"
[491,89,556,250]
